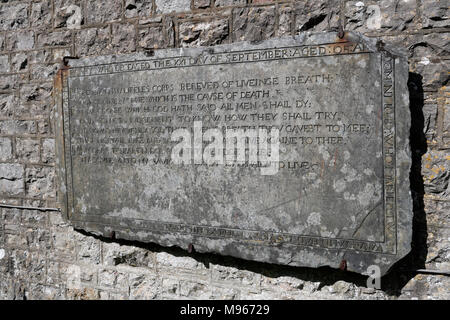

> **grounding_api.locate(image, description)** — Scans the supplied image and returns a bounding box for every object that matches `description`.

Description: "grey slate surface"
[54,31,412,275]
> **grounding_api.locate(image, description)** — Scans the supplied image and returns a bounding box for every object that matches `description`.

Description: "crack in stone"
[351,200,383,238]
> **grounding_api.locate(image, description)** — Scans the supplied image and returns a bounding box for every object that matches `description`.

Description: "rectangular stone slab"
[54,32,412,276]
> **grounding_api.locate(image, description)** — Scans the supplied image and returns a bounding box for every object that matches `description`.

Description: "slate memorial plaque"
[54,32,412,275]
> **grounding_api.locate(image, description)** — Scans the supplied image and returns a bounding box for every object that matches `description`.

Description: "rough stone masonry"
[0,0,449,300]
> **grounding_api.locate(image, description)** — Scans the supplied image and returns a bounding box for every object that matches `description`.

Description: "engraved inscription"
[55,34,412,275]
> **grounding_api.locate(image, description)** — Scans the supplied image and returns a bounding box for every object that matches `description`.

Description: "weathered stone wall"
[0,0,448,299]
